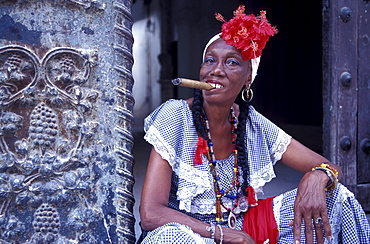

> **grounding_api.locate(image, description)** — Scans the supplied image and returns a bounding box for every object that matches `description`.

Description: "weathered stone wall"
[0,0,135,243]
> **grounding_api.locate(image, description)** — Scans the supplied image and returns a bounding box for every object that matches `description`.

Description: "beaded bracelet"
[206,223,215,240]
[312,163,338,191]
[217,225,224,244]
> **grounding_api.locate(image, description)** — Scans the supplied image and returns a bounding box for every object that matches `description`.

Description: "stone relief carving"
[0,0,105,10]
[0,46,113,243]
[69,0,106,10]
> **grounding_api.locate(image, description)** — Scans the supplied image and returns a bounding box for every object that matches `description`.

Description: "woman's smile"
[206,80,224,89]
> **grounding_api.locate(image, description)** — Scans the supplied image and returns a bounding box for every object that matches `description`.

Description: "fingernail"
[295,240,300,244]
[326,236,332,242]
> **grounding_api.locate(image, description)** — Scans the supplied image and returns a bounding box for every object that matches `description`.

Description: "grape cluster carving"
[5,54,22,71]
[29,103,58,148]
[32,203,60,241]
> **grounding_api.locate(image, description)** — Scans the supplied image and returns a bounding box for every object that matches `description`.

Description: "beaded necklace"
[201,108,246,228]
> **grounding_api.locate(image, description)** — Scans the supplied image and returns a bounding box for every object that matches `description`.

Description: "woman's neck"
[203,103,232,124]
[203,102,239,124]
[203,102,238,160]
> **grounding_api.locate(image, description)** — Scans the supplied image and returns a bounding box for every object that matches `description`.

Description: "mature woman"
[138,6,370,244]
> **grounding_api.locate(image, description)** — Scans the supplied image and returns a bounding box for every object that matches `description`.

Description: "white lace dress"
[139,99,370,244]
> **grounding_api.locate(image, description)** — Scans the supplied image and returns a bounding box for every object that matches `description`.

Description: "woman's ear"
[246,74,252,87]
[244,61,253,87]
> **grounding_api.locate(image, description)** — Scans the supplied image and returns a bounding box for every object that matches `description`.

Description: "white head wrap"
[202,33,261,83]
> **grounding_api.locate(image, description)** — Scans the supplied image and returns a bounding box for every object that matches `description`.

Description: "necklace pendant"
[227,211,237,229]
[238,195,249,213]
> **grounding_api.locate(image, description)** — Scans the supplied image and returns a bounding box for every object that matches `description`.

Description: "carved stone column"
[0,0,136,243]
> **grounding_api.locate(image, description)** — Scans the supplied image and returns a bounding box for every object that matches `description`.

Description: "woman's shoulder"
[144,99,194,133]
[247,106,277,129]
[246,105,291,150]
[143,98,198,169]
[156,99,190,112]
[248,106,267,119]
[146,99,189,119]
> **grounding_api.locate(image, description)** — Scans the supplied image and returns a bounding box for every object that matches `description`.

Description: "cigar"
[172,78,214,90]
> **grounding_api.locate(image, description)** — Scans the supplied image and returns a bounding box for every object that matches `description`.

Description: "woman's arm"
[140,147,204,232]
[140,147,256,244]
[280,138,342,244]
[280,138,342,180]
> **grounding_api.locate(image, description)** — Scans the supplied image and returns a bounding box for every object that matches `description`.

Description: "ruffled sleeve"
[246,107,292,195]
[144,99,214,212]
[143,101,292,213]
[144,99,195,167]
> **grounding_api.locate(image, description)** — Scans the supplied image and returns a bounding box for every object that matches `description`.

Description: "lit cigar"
[172,78,213,90]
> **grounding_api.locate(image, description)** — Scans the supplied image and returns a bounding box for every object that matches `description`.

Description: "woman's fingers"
[313,216,324,244]
[321,211,333,242]
[303,215,315,243]
[292,170,334,243]
[293,210,303,243]
[293,213,332,244]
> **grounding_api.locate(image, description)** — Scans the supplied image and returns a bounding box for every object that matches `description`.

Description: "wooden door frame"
[322,0,370,212]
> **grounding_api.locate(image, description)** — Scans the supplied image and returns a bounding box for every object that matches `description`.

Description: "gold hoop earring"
[242,88,253,102]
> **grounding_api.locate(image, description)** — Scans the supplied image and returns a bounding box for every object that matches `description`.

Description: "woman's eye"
[204,58,215,63]
[227,59,240,66]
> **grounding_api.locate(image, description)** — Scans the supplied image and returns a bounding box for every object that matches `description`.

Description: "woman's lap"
[275,183,370,243]
[140,222,214,244]
[140,184,370,244]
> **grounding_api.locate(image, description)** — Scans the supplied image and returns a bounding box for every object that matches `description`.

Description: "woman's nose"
[211,62,225,76]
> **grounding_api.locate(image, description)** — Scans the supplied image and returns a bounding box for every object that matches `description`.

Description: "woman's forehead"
[206,39,242,56]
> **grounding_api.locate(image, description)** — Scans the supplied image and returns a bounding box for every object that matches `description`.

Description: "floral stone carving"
[0,46,116,243]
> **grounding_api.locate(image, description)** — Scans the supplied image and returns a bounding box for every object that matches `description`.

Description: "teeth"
[210,83,223,89]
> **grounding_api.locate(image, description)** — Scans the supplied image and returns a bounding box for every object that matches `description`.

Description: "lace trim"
[176,162,214,213]
[184,154,238,215]
[272,194,283,233]
[144,126,176,165]
[144,127,213,213]
[326,184,354,243]
[271,130,291,164]
[186,155,249,215]
[187,196,215,215]
[249,162,276,195]
[144,121,292,213]
[248,131,290,195]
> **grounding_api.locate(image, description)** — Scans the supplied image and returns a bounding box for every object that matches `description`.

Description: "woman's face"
[200,38,251,105]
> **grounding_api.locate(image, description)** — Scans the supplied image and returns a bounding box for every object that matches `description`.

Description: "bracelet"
[206,223,215,239]
[314,167,335,186]
[217,225,224,244]
[312,163,338,191]
[312,163,339,176]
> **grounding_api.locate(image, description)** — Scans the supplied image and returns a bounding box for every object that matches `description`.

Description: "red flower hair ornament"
[215,5,278,61]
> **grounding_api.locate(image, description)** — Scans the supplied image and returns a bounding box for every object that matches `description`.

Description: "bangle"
[312,163,338,192]
[206,223,215,239]
[217,225,224,244]
[312,163,339,176]
[314,167,335,186]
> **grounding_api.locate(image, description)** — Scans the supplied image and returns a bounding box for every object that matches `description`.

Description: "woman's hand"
[220,227,256,244]
[291,170,332,244]
[280,139,342,243]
